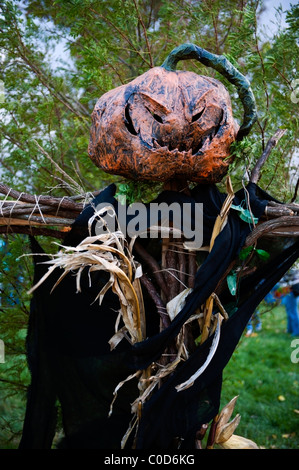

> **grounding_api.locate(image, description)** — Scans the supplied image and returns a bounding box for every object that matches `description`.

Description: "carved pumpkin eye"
[210,109,224,140]
[124,104,137,136]
[124,94,167,139]
[191,107,205,122]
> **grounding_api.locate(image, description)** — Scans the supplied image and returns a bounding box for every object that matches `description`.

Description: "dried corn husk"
[216,414,241,443]
[210,176,234,251]
[215,395,239,437]
[109,370,142,418]
[28,205,145,345]
[218,434,259,449]
[166,288,192,321]
[213,396,259,449]
[176,313,223,392]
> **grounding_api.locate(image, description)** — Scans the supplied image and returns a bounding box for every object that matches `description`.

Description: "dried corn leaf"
[166,288,192,321]
[28,219,143,346]
[108,326,128,350]
[112,276,141,343]
[121,415,139,450]
[131,357,182,414]
[176,313,223,392]
[109,370,142,418]
[133,278,146,339]
[27,264,58,295]
[147,225,183,239]
[200,295,214,344]
[210,175,234,251]
[211,293,229,321]
[93,274,114,306]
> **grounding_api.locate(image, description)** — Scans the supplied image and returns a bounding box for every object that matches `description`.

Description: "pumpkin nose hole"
[124,104,138,136]
[145,106,163,123]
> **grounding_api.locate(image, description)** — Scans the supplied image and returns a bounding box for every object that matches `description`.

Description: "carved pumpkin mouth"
[152,130,220,155]
[152,118,224,155]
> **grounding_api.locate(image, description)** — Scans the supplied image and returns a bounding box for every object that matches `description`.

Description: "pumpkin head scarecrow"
[19,44,299,451]
[88,43,257,183]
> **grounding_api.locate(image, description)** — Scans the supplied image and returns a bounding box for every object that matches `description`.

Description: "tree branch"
[250,129,287,184]
[0,225,66,239]
[139,274,170,329]
[291,177,299,203]
[244,216,299,246]
[1,181,298,249]
[134,240,168,296]
[88,8,152,68]
[132,0,154,67]
[0,183,86,211]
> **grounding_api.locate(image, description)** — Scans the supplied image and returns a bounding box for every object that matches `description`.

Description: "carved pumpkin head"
[88,44,256,183]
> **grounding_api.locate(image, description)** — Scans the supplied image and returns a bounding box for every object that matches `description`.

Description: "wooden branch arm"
[0,183,99,211]
[0,214,75,226]
[1,183,298,247]
[0,225,66,239]
[265,200,299,217]
[244,216,299,246]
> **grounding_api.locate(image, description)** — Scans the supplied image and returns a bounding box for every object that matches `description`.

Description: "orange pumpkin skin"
[88,66,239,183]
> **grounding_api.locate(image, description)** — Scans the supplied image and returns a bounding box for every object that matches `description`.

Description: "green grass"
[220,303,299,449]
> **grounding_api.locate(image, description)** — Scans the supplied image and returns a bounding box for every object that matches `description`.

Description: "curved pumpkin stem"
[161,43,257,141]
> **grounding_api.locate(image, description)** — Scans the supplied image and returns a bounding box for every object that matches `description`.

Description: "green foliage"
[228,137,259,183]
[227,270,238,296]
[115,180,163,205]
[0,0,298,448]
[239,245,270,261]
[0,235,32,446]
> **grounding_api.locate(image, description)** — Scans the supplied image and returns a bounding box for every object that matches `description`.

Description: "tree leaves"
[255,248,270,261]
[227,246,271,296]
[227,271,237,296]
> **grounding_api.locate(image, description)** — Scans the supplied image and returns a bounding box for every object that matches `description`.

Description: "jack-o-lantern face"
[88,44,256,183]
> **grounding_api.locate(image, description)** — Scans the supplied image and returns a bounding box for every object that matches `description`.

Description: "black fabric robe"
[19,183,299,449]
